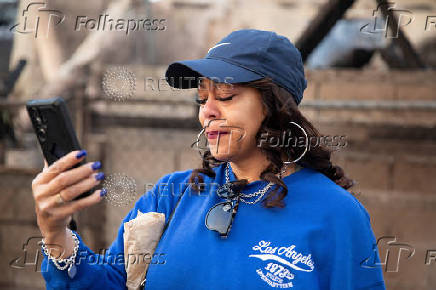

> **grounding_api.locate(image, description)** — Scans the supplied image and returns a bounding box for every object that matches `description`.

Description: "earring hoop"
[283,121,308,164]
[191,127,207,157]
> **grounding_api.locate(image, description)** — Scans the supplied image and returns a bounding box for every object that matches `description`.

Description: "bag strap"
[139,183,188,289]
[161,190,185,236]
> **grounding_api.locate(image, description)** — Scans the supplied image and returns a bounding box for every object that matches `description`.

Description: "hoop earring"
[283,121,308,164]
[191,127,207,157]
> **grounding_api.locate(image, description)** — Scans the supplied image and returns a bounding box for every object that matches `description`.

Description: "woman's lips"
[207,131,229,139]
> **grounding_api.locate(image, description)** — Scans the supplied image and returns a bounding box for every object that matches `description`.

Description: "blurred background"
[0,0,435,289]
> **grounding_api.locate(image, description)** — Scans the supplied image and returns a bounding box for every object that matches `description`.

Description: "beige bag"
[123,210,166,290]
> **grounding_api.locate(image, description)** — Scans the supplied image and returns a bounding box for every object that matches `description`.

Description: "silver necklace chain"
[224,162,288,204]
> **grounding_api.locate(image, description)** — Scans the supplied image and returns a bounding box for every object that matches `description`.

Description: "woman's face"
[197,78,267,162]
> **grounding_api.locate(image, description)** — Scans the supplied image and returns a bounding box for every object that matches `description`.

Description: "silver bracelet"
[41,228,80,275]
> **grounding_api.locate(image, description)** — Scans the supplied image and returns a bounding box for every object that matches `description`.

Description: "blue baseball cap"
[165,29,307,105]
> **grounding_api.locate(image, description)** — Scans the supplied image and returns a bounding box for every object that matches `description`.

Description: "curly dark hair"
[188,77,355,208]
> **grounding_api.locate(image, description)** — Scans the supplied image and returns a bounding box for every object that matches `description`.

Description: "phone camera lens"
[37,128,47,142]
[30,108,38,117]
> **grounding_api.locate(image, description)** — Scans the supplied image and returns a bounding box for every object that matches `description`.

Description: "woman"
[32,29,386,289]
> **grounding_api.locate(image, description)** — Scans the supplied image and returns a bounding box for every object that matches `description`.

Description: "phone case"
[26,97,95,200]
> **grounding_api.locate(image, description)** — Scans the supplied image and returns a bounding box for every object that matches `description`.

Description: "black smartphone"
[26,97,96,200]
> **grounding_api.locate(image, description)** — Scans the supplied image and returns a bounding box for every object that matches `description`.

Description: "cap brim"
[165,58,264,89]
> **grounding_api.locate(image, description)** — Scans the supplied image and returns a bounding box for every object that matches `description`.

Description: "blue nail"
[76,150,87,159]
[95,172,105,181]
[100,188,107,197]
[92,161,102,170]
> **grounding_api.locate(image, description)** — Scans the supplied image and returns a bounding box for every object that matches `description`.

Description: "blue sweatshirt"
[41,163,386,289]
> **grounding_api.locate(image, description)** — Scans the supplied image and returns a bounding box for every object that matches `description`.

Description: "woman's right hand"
[31,150,106,257]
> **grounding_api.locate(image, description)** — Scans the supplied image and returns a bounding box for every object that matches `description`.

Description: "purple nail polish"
[76,150,87,159]
[92,161,102,170]
[95,172,105,181]
[100,188,107,197]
